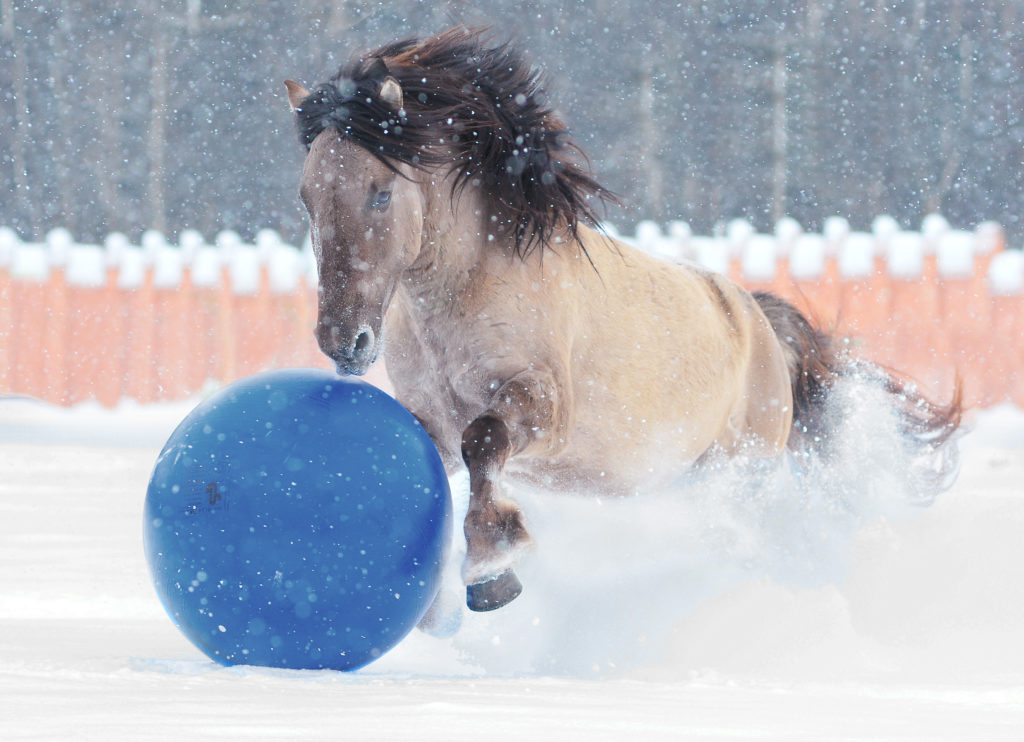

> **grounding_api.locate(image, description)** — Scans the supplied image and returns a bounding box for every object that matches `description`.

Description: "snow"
[887,231,926,279]
[115,245,147,290]
[921,213,951,241]
[10,242,49,283]
[178,229,206,258]
[0,227,18,268]
[2,393,1024,740]
[773,216,802,252]
[152,244,185,289]
[264,243,307,294]
[65,244,107,288]
[822,215,850,247]
[837,232,876,279]
[871,215,901,244]
[189,246,224,289]
[937,230,977,279]
[989,250,1024,296]
[975,221,1006,256]
[692,236,730,275]
[227,247,261,295]
[789,233,826,280]
[740,234,777,281]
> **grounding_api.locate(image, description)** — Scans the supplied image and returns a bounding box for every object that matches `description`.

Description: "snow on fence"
[1,216,1022,409]
[0,226,328,408]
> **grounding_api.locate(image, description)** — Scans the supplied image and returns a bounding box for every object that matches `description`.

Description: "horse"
[283,27,961,618]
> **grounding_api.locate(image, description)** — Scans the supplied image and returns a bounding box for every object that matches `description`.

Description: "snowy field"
[2,389,1024,740]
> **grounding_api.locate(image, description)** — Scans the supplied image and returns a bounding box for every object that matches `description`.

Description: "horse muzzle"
[317,321,379,376]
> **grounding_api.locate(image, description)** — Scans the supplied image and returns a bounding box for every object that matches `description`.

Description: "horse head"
[286,78,425,376]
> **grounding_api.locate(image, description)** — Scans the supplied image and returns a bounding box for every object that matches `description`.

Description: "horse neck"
[404,170,519,309]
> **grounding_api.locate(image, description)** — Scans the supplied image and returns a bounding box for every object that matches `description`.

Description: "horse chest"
[384,321,511,458]
[428,333,506,410]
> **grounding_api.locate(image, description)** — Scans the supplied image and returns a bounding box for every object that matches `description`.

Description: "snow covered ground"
[2,390,1024,740]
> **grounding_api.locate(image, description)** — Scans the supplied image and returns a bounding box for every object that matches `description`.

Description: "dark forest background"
[2,0,1022,246]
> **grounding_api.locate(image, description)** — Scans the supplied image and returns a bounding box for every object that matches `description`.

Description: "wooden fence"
[1,215,1022,410]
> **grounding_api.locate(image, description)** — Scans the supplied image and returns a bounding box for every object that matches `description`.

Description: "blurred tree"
[0,0,1022,245]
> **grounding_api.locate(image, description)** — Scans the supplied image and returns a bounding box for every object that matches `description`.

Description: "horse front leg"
[461,370,563,611]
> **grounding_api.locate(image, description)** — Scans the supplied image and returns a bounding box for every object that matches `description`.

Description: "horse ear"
[284,79,310,112]
[379,76,403,111]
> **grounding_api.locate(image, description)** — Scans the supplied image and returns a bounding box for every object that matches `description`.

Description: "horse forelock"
[292,26,617,258]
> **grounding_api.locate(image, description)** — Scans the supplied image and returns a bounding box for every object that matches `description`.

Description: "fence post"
[932,229,987,407]
[121,236,158,404]
[64,237,112,406]
[835,231,887,356]
[97,262,124,408]
[988,250,1024,407]
[221,231,265,379]
[152,237,193,400]
[0,228,17,395]
[883,230,945,397]
[214,231,241,384]
[297,267,319,367]
[9,261,47,401]
[42,230,71,405]
[788,233,833,323]
[185,234,221,395]
[739,233,778,294]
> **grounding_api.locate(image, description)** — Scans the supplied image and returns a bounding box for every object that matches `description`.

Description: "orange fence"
[1,218,1022,410]
[1,228,330,408]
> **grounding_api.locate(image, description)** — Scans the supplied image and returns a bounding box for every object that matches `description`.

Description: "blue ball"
[144,368,451,671]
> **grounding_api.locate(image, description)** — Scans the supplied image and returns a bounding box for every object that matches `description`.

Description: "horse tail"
[752,291,962,477]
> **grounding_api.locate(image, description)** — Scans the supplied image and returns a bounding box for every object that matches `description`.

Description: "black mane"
[293,26,616,257]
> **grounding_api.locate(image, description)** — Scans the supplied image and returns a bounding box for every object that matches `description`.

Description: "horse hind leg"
[751,290,962,478]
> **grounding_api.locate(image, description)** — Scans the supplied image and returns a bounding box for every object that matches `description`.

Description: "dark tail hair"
[752,291,963,463]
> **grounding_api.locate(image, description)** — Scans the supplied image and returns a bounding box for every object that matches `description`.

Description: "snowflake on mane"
[293,26,616,257]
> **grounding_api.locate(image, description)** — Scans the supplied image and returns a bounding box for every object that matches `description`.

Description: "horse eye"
[371,190,392,211]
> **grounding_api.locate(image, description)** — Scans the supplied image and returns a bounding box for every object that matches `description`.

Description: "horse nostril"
[354,329,373,354]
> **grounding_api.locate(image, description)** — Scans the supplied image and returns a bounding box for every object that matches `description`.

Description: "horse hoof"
[466,570,522,612]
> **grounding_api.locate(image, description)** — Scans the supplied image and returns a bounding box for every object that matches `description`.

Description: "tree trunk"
[770,40,789,224]
[49,15,76,233]
[2,0,13,38]
[94,45,127,234]
[147,28,169,235]
[639,59,664,222]
[10,4,39,237]
[925,1,969,214]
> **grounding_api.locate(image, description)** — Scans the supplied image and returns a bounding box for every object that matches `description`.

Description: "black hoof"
[466,570,523,612]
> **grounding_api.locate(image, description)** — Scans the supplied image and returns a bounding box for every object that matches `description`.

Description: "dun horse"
[284,28,960,617]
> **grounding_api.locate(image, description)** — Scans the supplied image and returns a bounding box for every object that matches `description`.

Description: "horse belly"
[563,389,734,492]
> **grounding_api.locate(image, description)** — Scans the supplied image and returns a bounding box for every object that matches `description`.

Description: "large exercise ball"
[144,368,452,671]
